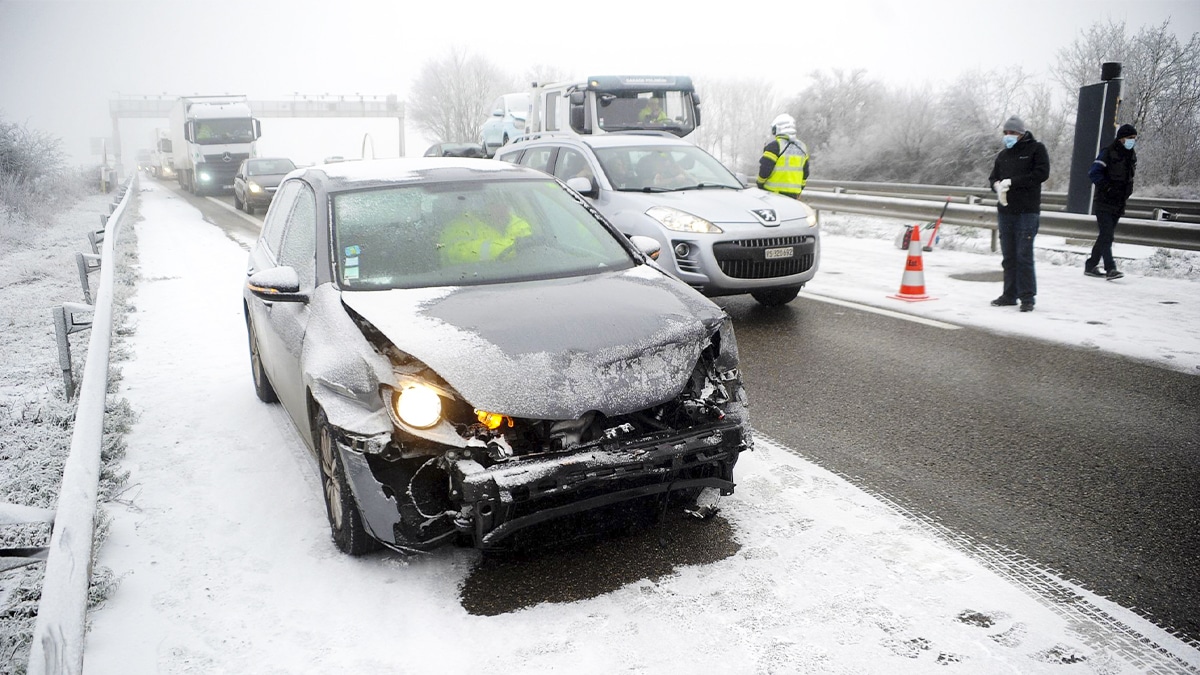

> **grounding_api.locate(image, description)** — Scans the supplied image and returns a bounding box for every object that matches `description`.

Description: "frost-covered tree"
[689,76,777,175]
[408,47,520,144]
[1054,18,1200,186]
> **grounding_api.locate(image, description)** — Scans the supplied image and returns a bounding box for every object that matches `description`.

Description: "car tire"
[750,286,801,306]
[244,200,255,216]
[245,314,278,403]
[233,192,243,210]
[314,409,381,556]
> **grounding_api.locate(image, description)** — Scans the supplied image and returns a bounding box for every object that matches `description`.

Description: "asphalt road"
[713,292,1200,643]
[175,179,1200,641]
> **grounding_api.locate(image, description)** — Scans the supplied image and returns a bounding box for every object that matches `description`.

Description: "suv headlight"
[800,200,819,229]
[646,206,723,234]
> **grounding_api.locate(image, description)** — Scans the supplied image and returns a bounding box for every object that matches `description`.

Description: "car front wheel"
[245,314,278,403]
[233,191,244,210]
[751,286,801,306]
[315,409,381,556]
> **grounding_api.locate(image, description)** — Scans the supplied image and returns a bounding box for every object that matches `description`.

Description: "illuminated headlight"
[248,181,263,194]
[392,383,442,428]
[198,171,213,183]
[800,201,819,228]
[646,206,723,234]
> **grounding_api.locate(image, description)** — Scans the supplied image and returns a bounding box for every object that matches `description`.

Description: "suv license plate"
[764,247,794,260]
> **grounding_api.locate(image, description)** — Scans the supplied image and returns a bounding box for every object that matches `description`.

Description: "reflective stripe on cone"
[889,225,935,302]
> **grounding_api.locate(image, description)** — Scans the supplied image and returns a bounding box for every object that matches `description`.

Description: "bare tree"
[408,47,520,144]
[1054,18,1200,186]
[689,76,777,174]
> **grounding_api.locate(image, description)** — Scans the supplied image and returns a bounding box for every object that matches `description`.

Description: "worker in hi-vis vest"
[757,113,810,199]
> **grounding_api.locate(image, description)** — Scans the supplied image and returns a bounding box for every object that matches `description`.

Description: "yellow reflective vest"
[440,212,532,264]
[760,135,809,197]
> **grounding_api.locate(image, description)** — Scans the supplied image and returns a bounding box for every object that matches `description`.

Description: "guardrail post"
[75,253,101,305]
[51,303,94,399]
[88,219,106,255]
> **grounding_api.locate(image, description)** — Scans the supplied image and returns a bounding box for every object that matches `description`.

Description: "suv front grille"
[713,236,815,279]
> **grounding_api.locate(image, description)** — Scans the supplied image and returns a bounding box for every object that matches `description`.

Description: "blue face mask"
[1003,135,1019,149]
[1123,139,1136,150]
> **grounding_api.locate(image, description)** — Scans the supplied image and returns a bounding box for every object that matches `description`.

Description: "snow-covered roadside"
[78,181,1200,674]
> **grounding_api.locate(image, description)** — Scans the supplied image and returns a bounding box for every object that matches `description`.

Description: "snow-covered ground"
[5,177,1199,673]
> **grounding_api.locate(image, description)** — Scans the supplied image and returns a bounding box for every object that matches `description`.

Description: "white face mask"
[1123,139,1136,150]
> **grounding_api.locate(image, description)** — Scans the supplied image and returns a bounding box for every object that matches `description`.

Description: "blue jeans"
[1086,211,1119,272]
[997,212,1039,302]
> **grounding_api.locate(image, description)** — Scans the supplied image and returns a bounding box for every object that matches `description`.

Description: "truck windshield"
[596,91,696,136]
[194,119,256,145]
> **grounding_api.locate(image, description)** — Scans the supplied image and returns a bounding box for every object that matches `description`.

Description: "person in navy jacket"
[1085,124,1138,280]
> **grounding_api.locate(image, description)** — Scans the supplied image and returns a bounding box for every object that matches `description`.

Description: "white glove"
[993,178,1011,206]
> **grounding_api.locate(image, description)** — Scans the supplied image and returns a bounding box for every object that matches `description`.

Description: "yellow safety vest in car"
[440,213,532,264]
[763,136,809,197]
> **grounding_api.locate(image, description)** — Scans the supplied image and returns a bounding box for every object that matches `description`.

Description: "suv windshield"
[593,145,743,192]
[332,179,636,290]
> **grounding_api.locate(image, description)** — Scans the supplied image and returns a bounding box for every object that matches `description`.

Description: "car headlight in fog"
[392,383,442,429]
[248,181,263,194]
[646,206,723,234]
[198,171,213,183]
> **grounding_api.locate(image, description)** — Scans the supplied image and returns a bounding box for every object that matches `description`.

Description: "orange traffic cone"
[889,225,935,302]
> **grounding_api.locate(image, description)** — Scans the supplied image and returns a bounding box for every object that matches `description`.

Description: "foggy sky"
[1,0,1197,165]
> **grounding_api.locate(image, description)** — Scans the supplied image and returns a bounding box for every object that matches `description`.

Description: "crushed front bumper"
[448,420,747,549]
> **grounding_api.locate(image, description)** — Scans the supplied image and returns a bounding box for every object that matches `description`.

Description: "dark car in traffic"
[233,157,297,215]
[423,142,486,158]
[242,158,751,555]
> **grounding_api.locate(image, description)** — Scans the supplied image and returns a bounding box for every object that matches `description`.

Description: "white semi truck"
[169,95,261,195]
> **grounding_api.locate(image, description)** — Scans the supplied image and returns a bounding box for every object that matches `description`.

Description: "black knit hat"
[1116,123,1137,139]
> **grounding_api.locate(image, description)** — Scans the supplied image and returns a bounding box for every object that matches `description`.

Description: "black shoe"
[1084,267,1105,278]
[1019,302,1034,312]
[990,296,1017,307]
[1106,269,1125,280]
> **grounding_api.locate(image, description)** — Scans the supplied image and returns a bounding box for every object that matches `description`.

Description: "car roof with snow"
[285,157,549,192]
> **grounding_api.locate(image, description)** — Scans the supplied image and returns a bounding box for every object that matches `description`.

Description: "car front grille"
[713,235,816,279]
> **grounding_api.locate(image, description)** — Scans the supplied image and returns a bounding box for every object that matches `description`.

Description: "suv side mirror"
[566,176,598,198]
[247,267,308,303]
[628,235,662,260]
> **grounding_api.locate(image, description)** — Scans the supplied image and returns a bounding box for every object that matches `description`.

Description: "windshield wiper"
[680,182,739,190]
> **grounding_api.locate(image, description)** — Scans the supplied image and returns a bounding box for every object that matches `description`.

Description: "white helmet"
[771,113,796,137]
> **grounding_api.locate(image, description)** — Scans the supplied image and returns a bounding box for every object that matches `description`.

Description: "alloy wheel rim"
[319,429,344,528]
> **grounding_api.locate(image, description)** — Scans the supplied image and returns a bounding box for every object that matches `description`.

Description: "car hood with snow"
[340,266,728,420]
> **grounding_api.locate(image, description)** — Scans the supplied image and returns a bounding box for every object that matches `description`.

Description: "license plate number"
[764,247,794,259]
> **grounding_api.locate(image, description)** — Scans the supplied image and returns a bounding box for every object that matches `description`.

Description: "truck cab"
[526,75,701,141]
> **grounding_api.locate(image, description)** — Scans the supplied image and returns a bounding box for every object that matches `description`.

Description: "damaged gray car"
[243,158,751,555]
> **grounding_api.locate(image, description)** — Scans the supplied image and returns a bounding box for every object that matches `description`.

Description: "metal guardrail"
[801,189,1200,252]
[805,179,1200,223]
[6,174,137,675]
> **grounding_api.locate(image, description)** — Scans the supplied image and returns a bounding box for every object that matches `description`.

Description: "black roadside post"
[1067,62,1123,215]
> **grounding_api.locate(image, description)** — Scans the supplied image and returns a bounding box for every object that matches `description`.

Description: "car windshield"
[593,145,743,192]
[247,159,296,175]
[332,179,637,290]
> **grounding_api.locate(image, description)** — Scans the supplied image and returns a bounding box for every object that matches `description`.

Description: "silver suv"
[495,133,819,305]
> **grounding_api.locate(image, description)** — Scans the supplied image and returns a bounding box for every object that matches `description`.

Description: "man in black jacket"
[988,115,1051,312]
[1085,123,1138,280]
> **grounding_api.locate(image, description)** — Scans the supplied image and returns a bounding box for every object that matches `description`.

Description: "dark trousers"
[998,211,1039,302]
[1086,211,1119,272]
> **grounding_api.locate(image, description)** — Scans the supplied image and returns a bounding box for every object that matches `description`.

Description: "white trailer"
[169,95,260,195]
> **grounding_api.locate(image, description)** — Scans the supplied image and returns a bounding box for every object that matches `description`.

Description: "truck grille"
[713,236,815,279]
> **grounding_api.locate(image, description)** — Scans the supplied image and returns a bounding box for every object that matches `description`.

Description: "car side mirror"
[247,267,308,303]
[566,176,598,198]
[628,235,662,260]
